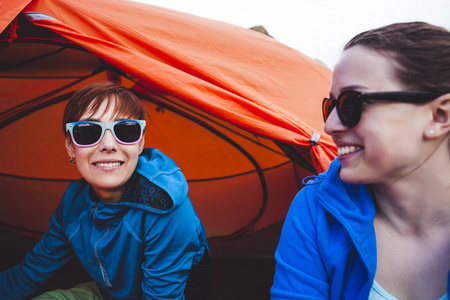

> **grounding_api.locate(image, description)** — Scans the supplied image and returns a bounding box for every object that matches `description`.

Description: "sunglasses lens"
[322,98,335,121]
[73,123,102,145]
[114,121,142,143]
[337,92,362,127]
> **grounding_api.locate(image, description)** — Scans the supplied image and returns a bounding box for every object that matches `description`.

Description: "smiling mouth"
[93,162,123,167]
[337,146,362,156]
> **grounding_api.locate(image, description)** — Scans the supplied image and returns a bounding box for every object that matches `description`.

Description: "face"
[66,98,145,202]
[325,46,432,185]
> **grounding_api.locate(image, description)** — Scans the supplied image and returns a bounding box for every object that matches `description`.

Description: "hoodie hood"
[128,148,188,214]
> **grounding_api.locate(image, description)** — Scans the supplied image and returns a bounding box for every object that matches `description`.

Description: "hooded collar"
[315,158,377,279]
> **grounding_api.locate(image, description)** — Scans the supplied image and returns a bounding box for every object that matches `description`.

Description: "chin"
[338,170,370,185]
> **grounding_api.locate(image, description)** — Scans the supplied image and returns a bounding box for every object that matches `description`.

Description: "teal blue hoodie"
[271,158,450,299]
[0,148,208,299]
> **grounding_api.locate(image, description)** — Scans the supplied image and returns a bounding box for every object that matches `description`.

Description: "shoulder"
[132,197,205,249]
[64,178,89,198]
[59,179,91,217]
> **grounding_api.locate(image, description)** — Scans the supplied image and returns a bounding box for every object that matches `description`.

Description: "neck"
[92,186,127,203]
[371,160,450,237]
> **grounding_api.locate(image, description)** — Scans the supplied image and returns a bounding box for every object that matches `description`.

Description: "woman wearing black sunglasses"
[0,82,210,299]
[272,22,450,299]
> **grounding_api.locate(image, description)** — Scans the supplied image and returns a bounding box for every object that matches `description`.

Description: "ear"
[65,136,76,158]
[425,93,450,138]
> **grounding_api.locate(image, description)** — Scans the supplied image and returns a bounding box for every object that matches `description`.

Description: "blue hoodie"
[0,148,208,299]
[271,158,450,299]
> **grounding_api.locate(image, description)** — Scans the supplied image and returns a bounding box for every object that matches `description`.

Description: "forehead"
[81,96,129,120]
[330,46,404,96]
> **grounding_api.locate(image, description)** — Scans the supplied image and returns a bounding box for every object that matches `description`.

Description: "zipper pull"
[92,203,98,219]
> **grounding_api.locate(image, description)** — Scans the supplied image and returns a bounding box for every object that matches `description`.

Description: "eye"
[359,100,377,114]
[362,99,377,106]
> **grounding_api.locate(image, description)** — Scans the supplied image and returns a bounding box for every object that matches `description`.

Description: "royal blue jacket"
[0,148,208,300]
[271,158,450,299]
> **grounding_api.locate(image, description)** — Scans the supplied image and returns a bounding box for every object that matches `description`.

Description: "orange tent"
[0,0,335,294]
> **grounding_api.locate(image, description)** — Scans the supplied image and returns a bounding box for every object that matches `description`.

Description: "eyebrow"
[330,85,368,98]
[342,85,367,92]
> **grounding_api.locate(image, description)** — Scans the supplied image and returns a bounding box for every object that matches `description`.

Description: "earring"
[427,129,435,136]
[69,157,76,164]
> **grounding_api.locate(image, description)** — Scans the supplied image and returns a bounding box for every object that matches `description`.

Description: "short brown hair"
[63,81,147,135]
[345,22,450,94]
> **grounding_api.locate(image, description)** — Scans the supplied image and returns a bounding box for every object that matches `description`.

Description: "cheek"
[356,118,400,165]
[74,147,93,160]
[363,129,421,177]
[125,147,142,166]
[73,148,94,171]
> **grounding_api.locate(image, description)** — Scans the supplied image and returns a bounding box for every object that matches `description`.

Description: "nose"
[324,107,347,135]
[98,129,117,152]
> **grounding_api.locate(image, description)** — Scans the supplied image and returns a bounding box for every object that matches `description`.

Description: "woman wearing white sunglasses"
[272,22,450,300]
[0,81,210,300]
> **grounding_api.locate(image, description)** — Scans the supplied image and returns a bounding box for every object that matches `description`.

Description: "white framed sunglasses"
[66,120,146,147]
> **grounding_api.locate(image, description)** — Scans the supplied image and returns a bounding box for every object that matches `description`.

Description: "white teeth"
[95,162,121,167]
[337,146,361,156]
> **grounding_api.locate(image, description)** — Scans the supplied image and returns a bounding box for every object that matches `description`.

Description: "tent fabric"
[0,0,335,259]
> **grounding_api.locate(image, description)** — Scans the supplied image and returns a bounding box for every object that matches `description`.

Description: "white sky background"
[132,0,450,69]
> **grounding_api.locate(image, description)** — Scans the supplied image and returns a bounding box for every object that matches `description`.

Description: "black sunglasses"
[322,90,442,127]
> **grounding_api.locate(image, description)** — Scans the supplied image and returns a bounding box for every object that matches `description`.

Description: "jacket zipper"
[92,203,112,287]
